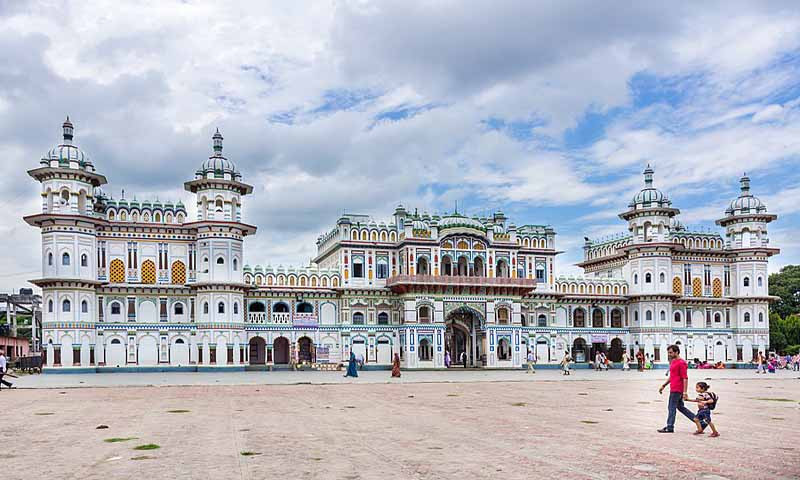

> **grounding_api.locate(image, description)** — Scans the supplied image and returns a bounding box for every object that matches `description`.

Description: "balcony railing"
[248,312,267,324]
[272,312,291,324]
[386,274,536,288]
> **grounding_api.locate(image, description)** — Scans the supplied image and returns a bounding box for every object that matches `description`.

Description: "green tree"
[769,265,800,319]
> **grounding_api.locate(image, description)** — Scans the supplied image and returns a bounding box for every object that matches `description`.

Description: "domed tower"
[25,118,107,366]
[716,174,778,301]
[619,165,679,244]
[184,129,255,325]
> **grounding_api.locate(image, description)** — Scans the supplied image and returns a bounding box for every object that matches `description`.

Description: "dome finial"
[62,116,74,144]
[740,173,751,195]
[212,128,223,155]
[643,164,654,186]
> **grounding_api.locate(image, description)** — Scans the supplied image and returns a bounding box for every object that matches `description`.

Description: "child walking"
[688,381,720,437]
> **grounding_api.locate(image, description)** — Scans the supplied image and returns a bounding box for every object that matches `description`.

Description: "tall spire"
[212,128,223,156]
[643,163,654,187]
[62,116,74,144]
[740,173,751,196]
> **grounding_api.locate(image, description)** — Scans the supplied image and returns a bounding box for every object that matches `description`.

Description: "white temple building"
[26,119,778,371]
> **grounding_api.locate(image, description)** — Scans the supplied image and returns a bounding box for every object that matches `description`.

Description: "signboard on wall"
[590,333,609,344]
[316,346,330,363]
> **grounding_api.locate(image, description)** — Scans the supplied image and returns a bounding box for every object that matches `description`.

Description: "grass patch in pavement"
[241,451,262,456]
[104,437,138,443]
[133,444,160,451]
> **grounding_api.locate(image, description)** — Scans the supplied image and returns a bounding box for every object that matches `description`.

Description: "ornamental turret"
[619,165,679,243]
[716,174,776,249]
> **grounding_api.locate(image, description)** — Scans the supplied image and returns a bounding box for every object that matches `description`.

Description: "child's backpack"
[707,392,719,410]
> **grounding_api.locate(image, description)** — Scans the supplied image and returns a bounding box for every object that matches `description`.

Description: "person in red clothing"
[657,344,701,433]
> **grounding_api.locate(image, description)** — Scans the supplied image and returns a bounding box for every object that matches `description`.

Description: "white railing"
[271,312,291,324]
[248,312,267,324]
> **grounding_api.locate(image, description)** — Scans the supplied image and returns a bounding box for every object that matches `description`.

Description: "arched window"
[611,309,622,328]
[48,299,53,313]
[645,310,652,322]
[174,303,184,315]
[80,253,88,267]
[233,302,239,315]
[757,277,763,287]
[497,308,509,325]
[62,299,71,312]
[416,257,429,275]
[659,272,665,283]
[352,312,365,324]
[758,312,764,322]
[297,302,313,313]
[218,302,225,314]
[62,252,71,266]
[645,273,652,283]
[273,302,289,313]
[537,314,547,327]
[111,302,121,315]
[216,257,225,265]
[154,212,162,223]
[203,302,209,314]
[744,312,751,322]
[418,306,431,323]
[48,252,53,266]
[634,311,639,323]
[714,312,721,323]
[377,312,389,325]
[352,257,364,278]
[660,310,666,323]
[81,300,88,313]
[633,274,638,285]
[743,277,750,287]
[573,309,585,328]
[233,258,238,271]
[674,311,681,323]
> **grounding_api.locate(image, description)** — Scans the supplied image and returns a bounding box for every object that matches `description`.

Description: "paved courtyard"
[4,369,799,479]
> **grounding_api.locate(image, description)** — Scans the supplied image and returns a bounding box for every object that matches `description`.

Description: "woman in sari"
[391,353,401,378]
[344,351,359,378]
[444,350,451,368]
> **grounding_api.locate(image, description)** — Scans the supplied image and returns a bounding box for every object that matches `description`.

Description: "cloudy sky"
[2,1,800,292]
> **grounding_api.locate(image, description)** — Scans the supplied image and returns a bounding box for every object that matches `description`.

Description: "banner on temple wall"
[590,334,609,343]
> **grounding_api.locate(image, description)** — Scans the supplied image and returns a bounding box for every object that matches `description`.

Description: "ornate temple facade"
[26,119,778,371]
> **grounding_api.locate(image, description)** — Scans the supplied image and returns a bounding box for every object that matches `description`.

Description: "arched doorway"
[273,337,290,364]
[445,306,485,367]
[713,340,726,362]
[457,256,469,276]
[572,338,588,363]
[473,256,484,277]
[298,336,314,363]
[442,255,453,275]
[611,309,623,328]
[249,337,266,365]
[497,338,511,361]
[592,309,604,328]
[609,338,623,362]
[170,338,190,366]
[416,257,429,275]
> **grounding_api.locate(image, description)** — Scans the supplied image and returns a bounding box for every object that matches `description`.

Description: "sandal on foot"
[710,432,720,437]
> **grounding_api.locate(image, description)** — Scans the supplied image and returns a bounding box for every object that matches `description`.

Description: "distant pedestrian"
[658,344,696,433]
[357,352,364,370]
[755,352,766,374]
[793,353,800,372]
[460,351,467,368]
[391,353,401,378]
[636,350,645,371]
[444,351,451,368]
[600,352,609,371]
[594,351,602,371]
[526,350,536,374]
[0,349,12,390]
[688,381,719,437]
[344,352,358,378]
[622,351,630,371]
[561,352,571,375]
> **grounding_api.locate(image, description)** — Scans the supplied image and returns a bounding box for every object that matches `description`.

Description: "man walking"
[460,350,467,368]
[658,344,700,433]
[526,349,536,374]
[0,349,13,390]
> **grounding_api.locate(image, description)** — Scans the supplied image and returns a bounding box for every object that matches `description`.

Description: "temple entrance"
[298,336,314,363]
[445,306,485,367]
[273,337,289,364]
[249,337,266,365]
[608,338,623,362]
